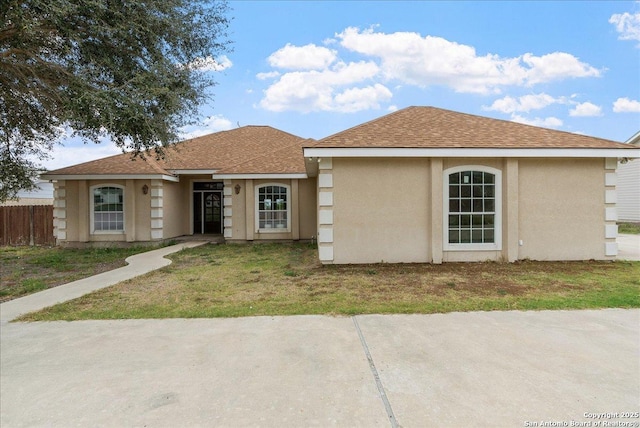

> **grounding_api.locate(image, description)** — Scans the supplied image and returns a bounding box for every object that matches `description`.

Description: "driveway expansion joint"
[352,315,399,428]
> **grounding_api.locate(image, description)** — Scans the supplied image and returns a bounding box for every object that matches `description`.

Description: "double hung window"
[256,184,290,232]
[92,185,124,232]
[444,166,501,250]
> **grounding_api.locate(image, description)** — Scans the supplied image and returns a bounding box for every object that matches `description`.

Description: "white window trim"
[255,183,291,233]
[443,165,502,251]
[90,184,125,234]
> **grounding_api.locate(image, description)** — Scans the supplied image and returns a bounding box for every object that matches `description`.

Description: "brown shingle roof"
[160,126,305,171]
[311,106,631,149]
[216,139,313,175]
[46,151,170,176]
[46,126,307,176]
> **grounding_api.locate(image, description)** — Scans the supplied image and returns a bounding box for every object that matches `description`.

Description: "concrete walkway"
[0,241,206,322]
[1,310,638,427]
[618,233,640,261]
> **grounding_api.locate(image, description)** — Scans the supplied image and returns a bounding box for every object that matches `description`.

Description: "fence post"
[29,205,35,246]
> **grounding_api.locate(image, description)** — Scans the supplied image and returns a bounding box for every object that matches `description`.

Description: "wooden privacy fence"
[0,205,55,246]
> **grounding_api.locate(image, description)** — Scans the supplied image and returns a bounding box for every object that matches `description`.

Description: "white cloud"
[259,61,382,113]
[510,114,563,129]
[332,84,392,113]
[257,27,602,113]
[256,71,280,80]
[187,55,233,72]
[569,102,602,117]
[609,12,640,44]
[336,27,601,94]
[387,105,398,112]
[179,114,233,139]
[521,52,601,85]
[267,43,337,70]
[484,93,561,113]
[613,97,640,112]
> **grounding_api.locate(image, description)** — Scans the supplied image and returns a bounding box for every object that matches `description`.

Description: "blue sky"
[46,0,640,170]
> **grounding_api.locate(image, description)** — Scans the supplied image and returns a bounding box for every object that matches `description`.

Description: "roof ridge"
[312,106,416,146]
[312,106,630,149]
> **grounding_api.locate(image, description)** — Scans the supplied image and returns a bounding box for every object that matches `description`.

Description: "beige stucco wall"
[298,177,317,241]
[322,156,609,264]
[56,179,153,244]
[225,178,316,242]
[331,158,430,263]
[63,180,79,242]
[59,176,315,245]
[162,179,189,238]
[518,158,606,260]
[228,179,247,240]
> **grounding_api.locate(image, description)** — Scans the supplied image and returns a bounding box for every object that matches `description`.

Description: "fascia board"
[212,173,308,179]
[168,169,218,174]
[40,174,180,182]
[303,147,640,158]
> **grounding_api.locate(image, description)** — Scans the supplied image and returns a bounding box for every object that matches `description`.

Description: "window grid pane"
[258,186,288,229]
[93,187,124,232]
[448,171,495,244]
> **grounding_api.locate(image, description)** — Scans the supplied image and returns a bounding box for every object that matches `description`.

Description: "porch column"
[223,179,233,239]
[430,158,443,264]
[604,158,618,258]
[53,181,67,242]
[317,158,334,263]
[150,180,164,240]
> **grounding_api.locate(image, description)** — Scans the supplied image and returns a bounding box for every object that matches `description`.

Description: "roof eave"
[211,173,308,179]
[303,147,640,159]
[40,174,180,182]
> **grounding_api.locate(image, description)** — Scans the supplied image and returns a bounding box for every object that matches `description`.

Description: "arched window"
[91,185,124,233]
[256,184,290,232]
[444,166,501,250]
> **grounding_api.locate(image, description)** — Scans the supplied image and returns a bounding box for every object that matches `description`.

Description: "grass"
[17,242,640,321]
[619,222,640,234]
[0,245,158,302]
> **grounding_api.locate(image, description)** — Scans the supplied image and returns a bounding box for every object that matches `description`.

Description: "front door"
[193,183,223,234]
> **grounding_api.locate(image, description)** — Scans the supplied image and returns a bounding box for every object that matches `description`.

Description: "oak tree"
[0,0,231,201]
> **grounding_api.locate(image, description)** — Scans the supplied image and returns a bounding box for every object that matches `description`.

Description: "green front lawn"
[17,243,640,321]
[0,245,157,302]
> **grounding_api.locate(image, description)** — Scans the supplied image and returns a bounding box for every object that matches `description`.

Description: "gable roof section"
[43,126,307,180]
[304,106,638,160]
[310,106,630,149]
[160,126,305,172]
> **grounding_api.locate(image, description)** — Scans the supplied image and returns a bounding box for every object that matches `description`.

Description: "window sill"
[91,230,125,235]
[443,243,502,251]
[257,228,291,234]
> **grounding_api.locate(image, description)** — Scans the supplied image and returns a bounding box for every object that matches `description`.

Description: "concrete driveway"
[1,310,638,427]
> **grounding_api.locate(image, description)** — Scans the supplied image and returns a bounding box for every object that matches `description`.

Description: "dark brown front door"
[193,191,222,234]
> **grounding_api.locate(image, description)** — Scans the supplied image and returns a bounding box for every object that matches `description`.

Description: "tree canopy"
[0,0,231,201]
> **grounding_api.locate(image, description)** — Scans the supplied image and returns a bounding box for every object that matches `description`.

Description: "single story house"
[616,131,640,223]
[42,106,639,264]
